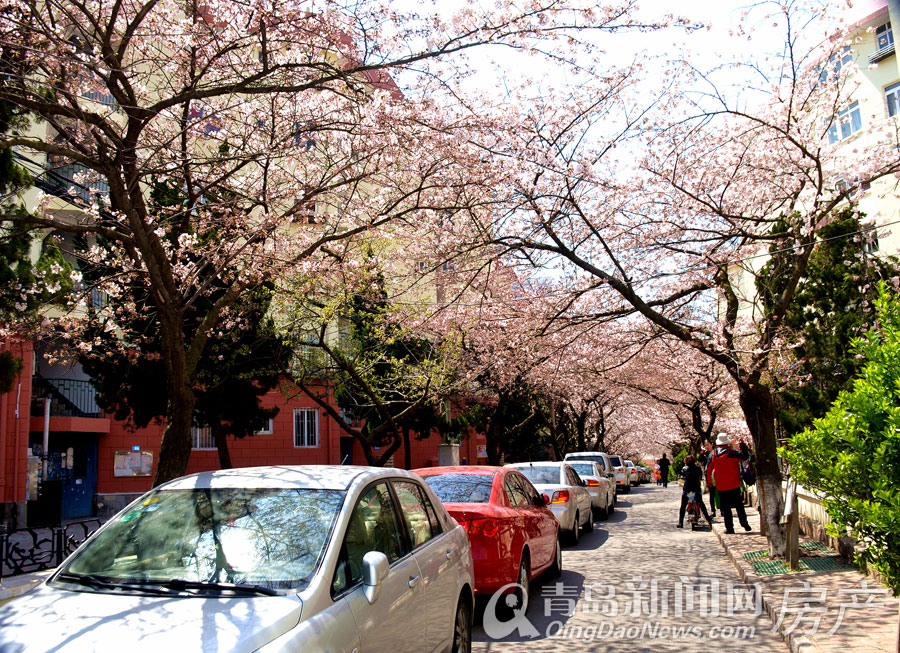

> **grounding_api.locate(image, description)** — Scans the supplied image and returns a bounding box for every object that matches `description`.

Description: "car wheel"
[593,504,608,521]
[623,484,631,494]
[451,596,472,653]
[608,498,615,514]
[514,554,531,612]
[583,512,593,532]
[567,513,580,545]
[549,535,562,578]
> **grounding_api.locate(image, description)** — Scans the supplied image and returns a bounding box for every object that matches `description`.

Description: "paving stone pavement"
[711,509,899,653]
[472,484,789,653]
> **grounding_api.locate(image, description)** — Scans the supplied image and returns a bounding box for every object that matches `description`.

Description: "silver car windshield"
[60,487,345,591]
[517,466,561,485]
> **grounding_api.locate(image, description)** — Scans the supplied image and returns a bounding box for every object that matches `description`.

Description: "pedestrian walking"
[656,453,671,488]
[706,433,752,534]
[699,440,723,517]
[677,456,713,527]
[653,465,662,485]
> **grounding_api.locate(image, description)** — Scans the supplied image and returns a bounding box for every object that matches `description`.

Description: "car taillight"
[468,518,501,538]
[550,490,570,504]
[586,479,600,487]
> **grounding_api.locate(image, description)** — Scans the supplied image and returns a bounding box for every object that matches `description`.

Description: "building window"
[864,224,880,253]
[294,408,319,447]
[191,426,216,450]
[886,82,900,117]
[255,418,273,434]
[820,46,854,83]
[827,102,862,143]
[877,22,894,50]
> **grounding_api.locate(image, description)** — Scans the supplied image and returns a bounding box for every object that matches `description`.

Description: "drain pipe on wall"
[43,398,50,481]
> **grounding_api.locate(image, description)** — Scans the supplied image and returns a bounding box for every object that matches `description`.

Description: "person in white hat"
[707,432,752,533]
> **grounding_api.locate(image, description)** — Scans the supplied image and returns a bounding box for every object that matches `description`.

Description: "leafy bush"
[784,283,900,592]
[670,444,689,481]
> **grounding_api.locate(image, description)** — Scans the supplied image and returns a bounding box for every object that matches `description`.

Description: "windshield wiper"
[138,578,280,596]
[54,572,177,596]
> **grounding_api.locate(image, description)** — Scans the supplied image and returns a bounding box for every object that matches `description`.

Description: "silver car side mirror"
[362,551,389,604]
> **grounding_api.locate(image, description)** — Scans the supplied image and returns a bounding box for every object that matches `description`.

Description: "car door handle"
[446,549,456,561]
[408,575,420,589]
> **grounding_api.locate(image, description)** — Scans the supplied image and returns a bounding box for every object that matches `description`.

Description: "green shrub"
[783,282,900,592]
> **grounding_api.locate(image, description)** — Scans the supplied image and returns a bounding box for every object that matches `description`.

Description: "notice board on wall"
[114,450,153,477]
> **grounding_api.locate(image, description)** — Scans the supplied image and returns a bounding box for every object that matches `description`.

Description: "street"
[473,484,787,652]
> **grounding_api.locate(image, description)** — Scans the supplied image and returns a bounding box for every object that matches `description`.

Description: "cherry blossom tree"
[470,1,900,555]
[0,0,677,484]
[620,337,740,453]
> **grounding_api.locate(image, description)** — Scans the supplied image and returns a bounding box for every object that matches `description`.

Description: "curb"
[712,524,818,653]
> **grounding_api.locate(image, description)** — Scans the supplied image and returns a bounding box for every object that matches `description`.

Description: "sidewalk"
[711,506,899,653]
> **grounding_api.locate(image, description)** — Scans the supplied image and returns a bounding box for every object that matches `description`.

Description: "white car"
[564,460,615,520]
[506,462,593,545]
[625,460,639,486]
[606,453,630,493]
[564,451,620,502]
[0,465,475,653]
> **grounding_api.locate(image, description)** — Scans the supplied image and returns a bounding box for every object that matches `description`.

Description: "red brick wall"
[0,339,33,505]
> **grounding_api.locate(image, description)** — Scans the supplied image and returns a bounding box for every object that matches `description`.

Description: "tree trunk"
[737,381,786,556]
[213,420,232,470]
[154,376,196,486]
[403,426,412,470]
[486,416,502,466]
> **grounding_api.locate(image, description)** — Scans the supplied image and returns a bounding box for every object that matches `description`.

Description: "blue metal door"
[55,439,98,520]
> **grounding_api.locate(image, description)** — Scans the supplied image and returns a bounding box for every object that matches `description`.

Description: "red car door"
[510,472,554,571]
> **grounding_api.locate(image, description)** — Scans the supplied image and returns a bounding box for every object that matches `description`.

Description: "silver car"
[506,462,593,545]
[0,465,475,652]
[625,460,639,487]
[607,453,630,493]
[563,451,619,502]
[564,460,615,520]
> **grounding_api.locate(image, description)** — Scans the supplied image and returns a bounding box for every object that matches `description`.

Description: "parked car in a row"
[414,466,560,610]
[506,462,593,544]
[0,466,476,653]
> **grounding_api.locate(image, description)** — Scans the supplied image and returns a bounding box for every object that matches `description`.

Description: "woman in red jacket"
[707,433,752,534]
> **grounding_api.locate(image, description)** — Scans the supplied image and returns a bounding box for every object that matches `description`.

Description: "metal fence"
[0,520,102,581]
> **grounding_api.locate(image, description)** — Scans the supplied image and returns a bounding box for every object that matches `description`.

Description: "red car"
[413,465,561,605]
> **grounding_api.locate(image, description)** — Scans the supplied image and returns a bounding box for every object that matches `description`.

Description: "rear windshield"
[516,466,561,485]
[422,474,494,503]
[565,454,606,471]
[608,456,623,467]
[568,463,597,478]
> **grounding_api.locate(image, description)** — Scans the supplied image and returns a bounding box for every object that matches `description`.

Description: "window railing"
[46,162,110,204]
[30,377,103,418]
[869,42,895,64]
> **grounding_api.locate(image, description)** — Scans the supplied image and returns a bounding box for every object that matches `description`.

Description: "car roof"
[159,465,416,491]
[412,465,502,476]
[506,461,565,468]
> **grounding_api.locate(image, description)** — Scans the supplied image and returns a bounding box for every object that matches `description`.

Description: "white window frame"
[255,417,274,435]
[294,408,319,448]
[876,22,894,50]
[191,425,216,450]
[886,82,900,117]
[827,102,862,143]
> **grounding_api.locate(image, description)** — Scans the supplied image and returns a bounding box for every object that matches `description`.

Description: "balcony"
[869,43,895,64]
[31,378,104,419]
